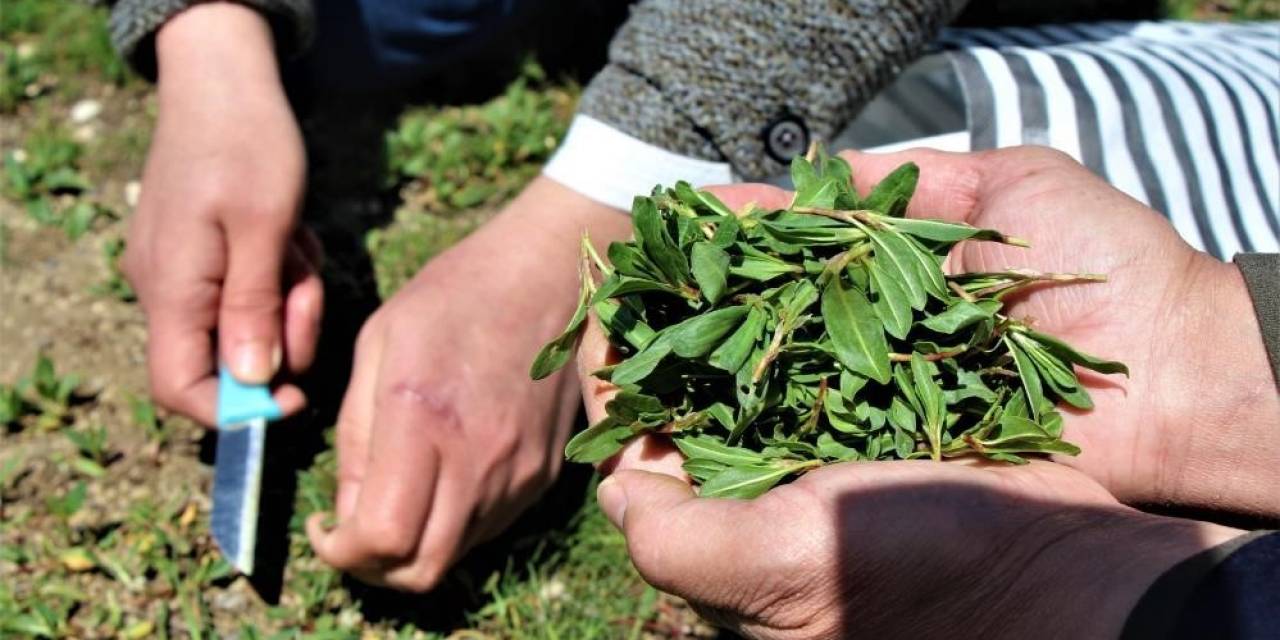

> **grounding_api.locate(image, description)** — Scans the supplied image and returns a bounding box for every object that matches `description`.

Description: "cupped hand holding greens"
[533,145,1127,499]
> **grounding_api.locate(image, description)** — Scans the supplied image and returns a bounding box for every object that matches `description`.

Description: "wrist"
[1004,507,1245,639]
[491,176,634,274]
[155,3,282,100]
[1157,256,1280,517]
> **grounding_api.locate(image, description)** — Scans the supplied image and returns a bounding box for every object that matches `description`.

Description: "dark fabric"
[1123,531,1279,640]
[108,0,315,81]
[287,0,540,92]
[577,0,966,180]
[1235,253,1280,389]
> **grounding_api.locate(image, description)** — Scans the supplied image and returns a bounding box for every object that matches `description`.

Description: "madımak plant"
[531,146,1127,499]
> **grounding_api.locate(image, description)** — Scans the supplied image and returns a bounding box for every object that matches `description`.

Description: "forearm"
[155,3,282,100]
[109,0,313,80]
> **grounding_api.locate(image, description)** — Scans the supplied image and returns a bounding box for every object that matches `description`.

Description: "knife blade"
[212,367,281,575]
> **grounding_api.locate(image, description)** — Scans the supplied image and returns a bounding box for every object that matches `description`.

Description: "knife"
[212,367,282,575]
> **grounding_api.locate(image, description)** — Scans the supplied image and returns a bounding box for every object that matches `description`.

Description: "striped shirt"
[548,21,1279,260]
[936,21,1280,258]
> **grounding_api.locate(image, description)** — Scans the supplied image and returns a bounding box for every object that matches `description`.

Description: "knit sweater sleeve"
[107,0,314,80]
[575,0,966,180]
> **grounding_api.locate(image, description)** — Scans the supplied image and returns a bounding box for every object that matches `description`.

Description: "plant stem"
[889,349,966,362]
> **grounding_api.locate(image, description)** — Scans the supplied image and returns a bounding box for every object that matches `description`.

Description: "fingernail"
[233,339,278,383]
[597,476,627,530]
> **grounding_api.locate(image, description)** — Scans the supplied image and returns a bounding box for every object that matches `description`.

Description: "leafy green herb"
[534,144,1126,499]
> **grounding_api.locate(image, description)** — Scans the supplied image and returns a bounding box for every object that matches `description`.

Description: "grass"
[6,1,1268,637]
[2,112,116,240]
[0,0,130,112]
[1,2,676,637]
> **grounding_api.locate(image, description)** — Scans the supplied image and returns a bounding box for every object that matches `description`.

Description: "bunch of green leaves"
[532,146,1126,499]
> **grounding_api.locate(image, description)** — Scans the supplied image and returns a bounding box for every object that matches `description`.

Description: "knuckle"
[353,316,384,354]
[376,379,464,435]
[221,285,283,317]
[148,379,181,411]
[353,521,419,560]
[511,448,555,498]
[389,564,444,593]
[481,424,520,464]
[993,145,1073,170]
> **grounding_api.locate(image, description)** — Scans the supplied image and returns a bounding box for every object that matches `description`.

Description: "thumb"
[598,470,748,598]
[219,226,288,383]
[838,147,984,222]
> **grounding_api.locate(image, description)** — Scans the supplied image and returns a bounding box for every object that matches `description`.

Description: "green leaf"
[790,154,819,195]
[730,251,804,281]
[611,338,674,385]
[706,402,735,430]
[690,242,731,304]
[887,396,917,433]
[986,414,1052,446]
[564,418,636,463]
[605,391,667,423]
[62,201,102,240]
[868,259,912,340]
[839,369,869,401]
[675,181,735,217]
[880,216,1011,243]
[669,305,750,358]
[791,178,839,210]
[1005,337,1048,420]
[899,232,949,300]
[816,433,861,461]
[607,241,660,279]
[910,353,946,458]
[866,228,927,309]
[530,269,592,380]
[711,215,741,247]
[674,435,768,466]
[892,426,916,458]
[708,305,766,372]
[70,457,106,478]
[1022,329,1129,376]
[778,279,820,324]
[593,299,657,350]
[1016,336,1094,410]
[700,462,800,499]
[683,458,729,482]
[760,220,866,245]
[632,196,691,285]
[822,278,891,384]
[921,300,998,334]
[862,162,918,217]
[591,274,682,304]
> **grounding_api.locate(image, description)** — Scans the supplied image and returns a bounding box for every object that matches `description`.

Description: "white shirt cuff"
[543,114,734,211]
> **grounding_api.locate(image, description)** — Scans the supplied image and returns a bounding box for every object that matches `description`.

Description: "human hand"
[831,147,1279,516]
[595,460,1244,639]
[579,147,1279,516]
[123,3,320,424]
[305,177,633,591]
